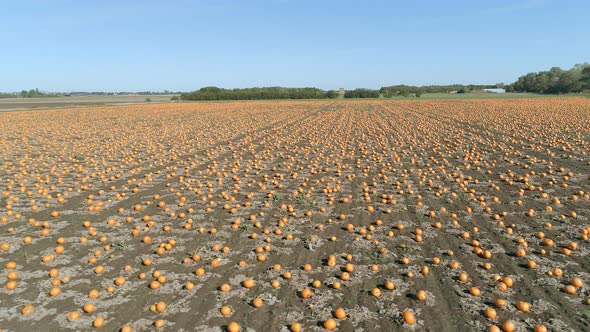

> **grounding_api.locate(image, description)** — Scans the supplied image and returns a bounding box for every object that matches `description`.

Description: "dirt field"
[0,99,589,332]
[0,95,176,111]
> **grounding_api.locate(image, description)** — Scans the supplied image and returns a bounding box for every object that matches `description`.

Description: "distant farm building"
[338,88,345,98]
[483,88,506,93]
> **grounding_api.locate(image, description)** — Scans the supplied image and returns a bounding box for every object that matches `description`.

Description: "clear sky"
[1,0,589,92]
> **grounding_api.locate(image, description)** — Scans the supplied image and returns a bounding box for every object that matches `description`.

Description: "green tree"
[507,64,588,94]
[581,66,590,89]
[344,89,380,98]
[382,91,394,98]
[181,86,338,101]
[325,90,338,99]
[554,70,582,93]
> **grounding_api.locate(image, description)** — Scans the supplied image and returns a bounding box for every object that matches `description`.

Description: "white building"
[483,88,506,93]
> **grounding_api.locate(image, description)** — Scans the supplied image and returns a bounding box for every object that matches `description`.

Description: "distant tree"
[199,86,223,93]
[554,70,582,93]
[344,89,380,98]
[581,66,590,89]
[325,90,338,99]
[571,63,590,73]
[19,88,49,98]
[379,84,495,96]
[145,97,152,102]
[457,87,470,94]
[181,86,337,101]
[0,92,16,98]
[507,64,588,94]
[170,96,179,101]
[382,90,394,98]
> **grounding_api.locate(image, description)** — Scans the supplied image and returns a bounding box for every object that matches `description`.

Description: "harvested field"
[0,95,177,112]
[0,98,589,332]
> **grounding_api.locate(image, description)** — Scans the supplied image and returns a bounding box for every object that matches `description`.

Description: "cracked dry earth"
[0,98,589,332]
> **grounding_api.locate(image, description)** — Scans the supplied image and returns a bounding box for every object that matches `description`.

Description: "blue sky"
[1,0,588,92]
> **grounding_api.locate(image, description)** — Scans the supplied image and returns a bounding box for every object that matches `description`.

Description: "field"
[0,95,177,112]
[399,92,547,100]
[0,98,589,332]
[377,92,547,100]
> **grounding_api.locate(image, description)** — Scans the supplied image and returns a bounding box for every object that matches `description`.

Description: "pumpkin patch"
[0,98,588,331]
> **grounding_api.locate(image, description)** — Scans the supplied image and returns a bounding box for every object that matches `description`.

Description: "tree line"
[506,63,590,94]
[0,89,62,98]
[379,84,503,97]
[66,91,181,96]
[20,89,58,98]
[0,89,60,98]
[343,89,380,98]
[180,84,509,101]
[180,63,590,100]
[5,64,589,101]
[0,90,183,98]
[0,92,16,98]
[180,87,340,100]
